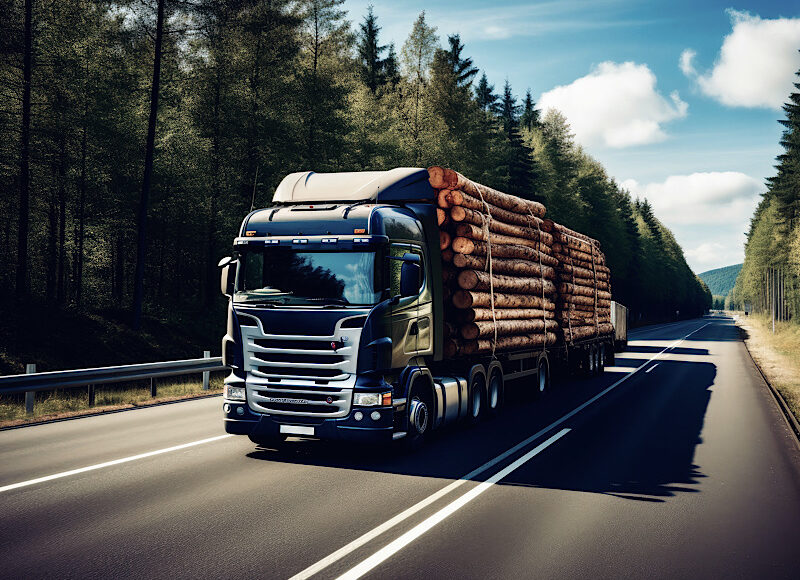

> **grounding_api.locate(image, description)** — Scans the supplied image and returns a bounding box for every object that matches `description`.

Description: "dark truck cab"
[221,168,447,446]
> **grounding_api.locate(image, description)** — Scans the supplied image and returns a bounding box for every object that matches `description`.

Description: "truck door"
[388,243,433,367]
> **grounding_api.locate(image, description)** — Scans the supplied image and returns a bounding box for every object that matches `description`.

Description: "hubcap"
[409,398,428,434]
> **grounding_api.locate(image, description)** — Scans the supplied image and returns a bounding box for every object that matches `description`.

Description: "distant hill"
[699,264,742,297]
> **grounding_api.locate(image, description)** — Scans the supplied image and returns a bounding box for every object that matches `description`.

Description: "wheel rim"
[471,385,481,417]
[409,397,428,435]
[488,375,500,409]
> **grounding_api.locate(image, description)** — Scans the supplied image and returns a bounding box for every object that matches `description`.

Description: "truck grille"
[240,314,363,417]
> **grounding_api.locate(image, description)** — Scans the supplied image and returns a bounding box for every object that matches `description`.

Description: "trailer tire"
[486,366,504,416]
[536,360,550,396]
[467,374,486,424]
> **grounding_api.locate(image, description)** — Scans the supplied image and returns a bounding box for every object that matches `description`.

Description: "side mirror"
[218,256,237,297]
[400,259,422,298]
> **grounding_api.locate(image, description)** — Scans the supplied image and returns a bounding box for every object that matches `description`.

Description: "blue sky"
[343,0,800,273]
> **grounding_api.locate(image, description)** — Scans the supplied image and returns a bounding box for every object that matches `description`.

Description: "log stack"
[545,220,613,343]
[429,166,614,355]
[429,167,559,357]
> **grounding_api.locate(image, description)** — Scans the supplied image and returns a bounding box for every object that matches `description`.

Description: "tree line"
[0,0,710,332]
[732,64,800,320]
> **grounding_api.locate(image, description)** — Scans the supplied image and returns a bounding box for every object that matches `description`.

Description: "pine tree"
[383,42,400,87]
[520,88,540,130]
[443,34,478,87]
[770,64,800,225]
[475,72,498,113]
[400,11,438,164]
[357,5,386,93]
[499,80,535,198]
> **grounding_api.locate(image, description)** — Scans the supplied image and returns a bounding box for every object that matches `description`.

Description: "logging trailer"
[219,168,628,447]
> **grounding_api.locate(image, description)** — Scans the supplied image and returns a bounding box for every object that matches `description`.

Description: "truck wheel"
[486,369,503,416]
[467,375,486,424]
[596,344,605,374]
[536,361,550,396]
[406,382,432,446]
[248,433,287,449]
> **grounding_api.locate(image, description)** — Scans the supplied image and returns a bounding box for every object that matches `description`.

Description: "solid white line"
[645,363,660,374]
[336,429,571,580]
[289,320,712,580]
[0,434,233,493]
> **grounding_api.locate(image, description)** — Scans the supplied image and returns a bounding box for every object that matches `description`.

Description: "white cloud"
[538,61,688,148]
[622,171,762,225]
[679,49,696,76]
[681,11,800,109]
[623,172,763,271]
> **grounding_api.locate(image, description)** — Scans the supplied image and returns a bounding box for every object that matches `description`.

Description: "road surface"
[1,316,799,579]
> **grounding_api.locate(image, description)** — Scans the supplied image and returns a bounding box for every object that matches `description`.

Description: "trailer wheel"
[467,374,486,424]
[486,367,503,415]
[537,360,550,396]
[596,344,605,374]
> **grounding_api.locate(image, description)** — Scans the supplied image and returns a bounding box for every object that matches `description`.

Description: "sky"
[343,0,800,273]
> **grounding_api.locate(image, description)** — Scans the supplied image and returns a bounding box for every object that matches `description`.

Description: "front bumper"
[223,399,395,444]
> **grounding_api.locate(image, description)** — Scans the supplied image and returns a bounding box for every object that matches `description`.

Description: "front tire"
[405,382,432,447]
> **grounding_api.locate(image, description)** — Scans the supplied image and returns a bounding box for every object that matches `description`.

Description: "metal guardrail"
[0,354,228,415]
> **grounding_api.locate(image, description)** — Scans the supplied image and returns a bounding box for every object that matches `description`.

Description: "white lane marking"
[337,429,571,580]
[645,363,660,374]
[0,434,233,493]
[289,320,711,580]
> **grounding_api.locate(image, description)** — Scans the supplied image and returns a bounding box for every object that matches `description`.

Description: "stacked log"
[547,220,613,343]
[431,167,559,357]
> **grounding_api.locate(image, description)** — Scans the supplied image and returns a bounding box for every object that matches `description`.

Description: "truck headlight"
[353,392,391,406]
[225,385,246,401]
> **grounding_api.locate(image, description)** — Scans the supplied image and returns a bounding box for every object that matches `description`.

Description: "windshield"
[234,248,383,306]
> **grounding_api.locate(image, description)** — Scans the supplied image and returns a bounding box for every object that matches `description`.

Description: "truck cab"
[220,168,445,446]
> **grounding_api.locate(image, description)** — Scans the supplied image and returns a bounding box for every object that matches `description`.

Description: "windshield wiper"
[306,297,351,306]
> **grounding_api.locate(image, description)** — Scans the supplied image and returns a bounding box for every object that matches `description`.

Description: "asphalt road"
[1,315,799,579]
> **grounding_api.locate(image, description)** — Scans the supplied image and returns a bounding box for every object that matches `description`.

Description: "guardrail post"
[88,384,95,407]
[150,377,157,398]
[202,351,210,390]
[25,364,36,415]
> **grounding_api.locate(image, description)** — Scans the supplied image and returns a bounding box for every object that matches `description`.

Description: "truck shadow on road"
[248,357,718,505]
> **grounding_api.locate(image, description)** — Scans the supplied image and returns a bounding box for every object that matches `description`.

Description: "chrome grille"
[240,313,364,417]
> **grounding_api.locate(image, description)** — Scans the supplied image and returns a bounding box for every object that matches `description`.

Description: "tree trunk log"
[448,194,545,229]
[452,238,559,267]
[557,262,610,281]
[457,270,556,295]
[453,253,555,280]
[460,318,559,340]
[457,307,555,323]
[440,230,451,250]
[563,324,613,341]
[437,208,447,226]
[436,169,547,217]
[554,254,610,273]
[460,332,558,355]
[558,283,612,300]
[553,243,605,265]
[437,189,452,209]
[453,290,554,310]
[449,206,553,244]
[454,223,553,255]
[441,248,454,263]
[559,294,611,308]
[428,166,448,189]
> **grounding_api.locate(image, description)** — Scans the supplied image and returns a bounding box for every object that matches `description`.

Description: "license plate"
[280,425,315,436]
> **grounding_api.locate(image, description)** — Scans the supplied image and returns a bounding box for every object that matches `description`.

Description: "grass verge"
[0,375,223,428]
[734,312,800,427]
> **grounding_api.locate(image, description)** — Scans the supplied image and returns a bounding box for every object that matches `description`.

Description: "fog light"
[236,407,244,416]
[370,411,381,421]
[223,404,231,413]
[225,385,245,401]
[354,411,364,421]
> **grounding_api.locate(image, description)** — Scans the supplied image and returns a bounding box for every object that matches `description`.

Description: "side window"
[389,244,424,298]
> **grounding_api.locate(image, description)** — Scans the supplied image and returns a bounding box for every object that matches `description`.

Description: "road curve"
[1,316,798,579]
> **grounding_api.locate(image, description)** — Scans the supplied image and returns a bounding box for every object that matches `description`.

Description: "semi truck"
[219,168,627,447]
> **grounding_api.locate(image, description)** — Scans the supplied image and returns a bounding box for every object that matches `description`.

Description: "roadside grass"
[0,375,223,428]
[734,313,800,424]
